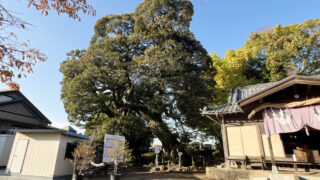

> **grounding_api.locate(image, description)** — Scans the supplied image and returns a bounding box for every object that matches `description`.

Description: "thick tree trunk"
[139,110,180,150]
[137,108,191,166]
[149,121,179,150]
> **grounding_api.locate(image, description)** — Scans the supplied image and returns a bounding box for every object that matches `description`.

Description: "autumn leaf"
[0,0,95,89]
[6,82,19,90]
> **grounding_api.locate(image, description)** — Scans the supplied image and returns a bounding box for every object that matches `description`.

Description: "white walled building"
[5,128,88,179]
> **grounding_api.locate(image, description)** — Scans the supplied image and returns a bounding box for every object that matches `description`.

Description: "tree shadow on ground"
[89,172,207,180]
[123,172,205,180]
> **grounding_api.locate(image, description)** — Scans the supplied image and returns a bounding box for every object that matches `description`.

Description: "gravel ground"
[1,167,209,180]
[88,171,209,180]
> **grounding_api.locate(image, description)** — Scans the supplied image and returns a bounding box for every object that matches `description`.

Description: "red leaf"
[6,82,19,90]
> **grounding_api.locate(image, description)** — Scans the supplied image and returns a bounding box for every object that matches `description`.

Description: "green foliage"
[211,48,258,105]
[60,0,215,151]
[212,19,320,105]
[248,19,320,81]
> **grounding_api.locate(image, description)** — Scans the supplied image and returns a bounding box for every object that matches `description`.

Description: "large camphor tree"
[60,0,215,151]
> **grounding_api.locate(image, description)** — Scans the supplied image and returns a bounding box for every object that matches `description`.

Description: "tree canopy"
[0,0,95,89]
[212,19,320,105]
[60,0,215,150]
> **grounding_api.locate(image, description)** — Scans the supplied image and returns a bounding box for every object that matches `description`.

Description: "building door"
[10,139,29,174]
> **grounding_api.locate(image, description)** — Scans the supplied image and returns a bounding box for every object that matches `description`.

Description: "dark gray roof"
[0,90,51,124]
[202,74,320,115]
[0,101,35,117]
[202,82,276,114]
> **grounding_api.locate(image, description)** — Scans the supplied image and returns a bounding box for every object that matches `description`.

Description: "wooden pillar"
[267,136,278,173]
[221,116,230,167]
[256,124,266,169]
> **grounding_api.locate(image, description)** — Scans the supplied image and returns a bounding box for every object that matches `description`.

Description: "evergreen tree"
[60,0,215,151]
[212,19,320,105]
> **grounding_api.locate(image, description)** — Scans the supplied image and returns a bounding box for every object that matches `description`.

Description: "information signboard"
[103,134,125,162]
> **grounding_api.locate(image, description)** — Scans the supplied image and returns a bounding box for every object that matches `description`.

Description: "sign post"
[154,147,160,167]
[178,152,182,169]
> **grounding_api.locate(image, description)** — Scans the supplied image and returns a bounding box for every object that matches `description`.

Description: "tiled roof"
[203,82,276,114]
[0,101,35,117]
[202,75,320,115]
[0,90,51,124]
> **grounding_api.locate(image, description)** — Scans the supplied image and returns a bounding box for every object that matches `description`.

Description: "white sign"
[103,134,125,162]
[154,147,160,154]
[178,152,182,156]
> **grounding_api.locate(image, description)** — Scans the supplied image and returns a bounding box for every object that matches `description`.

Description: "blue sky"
[1,0,320,131]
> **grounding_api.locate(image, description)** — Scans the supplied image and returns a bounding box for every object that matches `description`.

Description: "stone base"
[206,167,320,180]
[269,174,298,180]
[206,167,270,180]
[271,165,279,174]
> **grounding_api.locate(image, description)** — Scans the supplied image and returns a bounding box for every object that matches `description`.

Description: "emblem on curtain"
[314,106,320,121]
[270,108,292,125]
